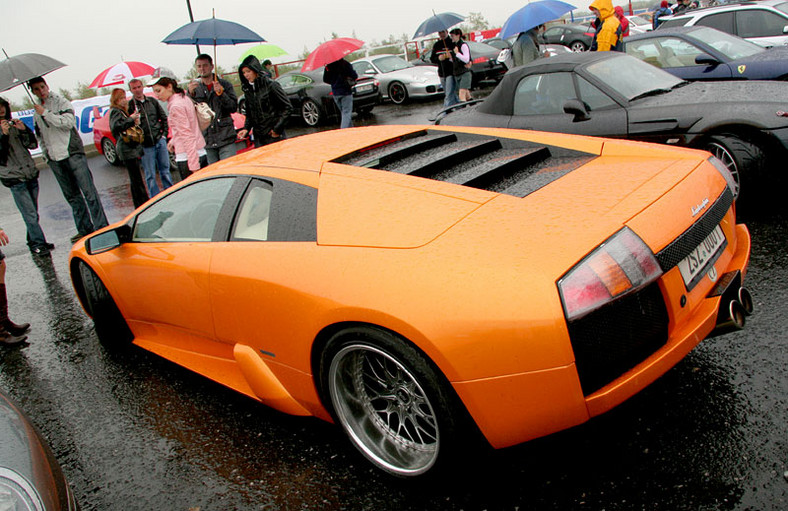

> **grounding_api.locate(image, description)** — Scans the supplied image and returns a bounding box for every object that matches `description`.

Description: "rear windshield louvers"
[333,130,594,198]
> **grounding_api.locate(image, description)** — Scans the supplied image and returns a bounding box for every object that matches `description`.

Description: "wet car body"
[626,26,788,81]
[68,124,751,479]
[436,51,788,202]
[540,24,595,52]
[273,69,379,127]
[413,40,509,88]
[352,55,442,104]
[0,389,78,510]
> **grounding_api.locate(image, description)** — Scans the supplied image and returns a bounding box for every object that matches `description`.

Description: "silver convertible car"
[352,55,442,104]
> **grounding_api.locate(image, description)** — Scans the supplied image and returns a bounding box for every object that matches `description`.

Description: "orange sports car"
[69,125,752,477]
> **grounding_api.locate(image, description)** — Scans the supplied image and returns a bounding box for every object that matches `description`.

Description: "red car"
[93,100,251,166]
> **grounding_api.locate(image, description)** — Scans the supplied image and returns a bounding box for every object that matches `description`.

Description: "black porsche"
[436,51,788,203]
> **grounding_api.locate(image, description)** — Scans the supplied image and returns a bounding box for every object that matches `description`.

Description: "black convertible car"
[436,51,788,203]
[238,69,379,127]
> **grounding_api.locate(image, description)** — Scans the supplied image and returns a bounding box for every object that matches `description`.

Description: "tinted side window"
[695,12,735,34]
[576,76,616,110]
[230,177,317,242]
[353,61,375,75]
[232,180,273,241]
[514,72,576,115]
[133,178,234,242]
[737,10,788,37]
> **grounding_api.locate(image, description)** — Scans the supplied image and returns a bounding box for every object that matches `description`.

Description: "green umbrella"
[239,43,289,63]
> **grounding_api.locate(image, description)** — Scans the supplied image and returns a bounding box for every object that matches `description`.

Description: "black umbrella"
[412,12,465,39]
[0,50,66,101]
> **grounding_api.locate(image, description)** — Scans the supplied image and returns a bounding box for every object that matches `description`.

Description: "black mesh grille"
[567,283,669,396]
[656,188,734,271]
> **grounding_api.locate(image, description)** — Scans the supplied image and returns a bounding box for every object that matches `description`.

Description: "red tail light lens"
[558,228,663,321]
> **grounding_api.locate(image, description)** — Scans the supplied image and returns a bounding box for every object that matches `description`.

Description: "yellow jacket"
[590,0,622,51]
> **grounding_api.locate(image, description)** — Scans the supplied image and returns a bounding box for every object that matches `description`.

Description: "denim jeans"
[8,179,48,250]
[48,153,108,236]
[205,142,238,165]
[141,137,174,196]
[333,94,353,129]
[442,75,460,107]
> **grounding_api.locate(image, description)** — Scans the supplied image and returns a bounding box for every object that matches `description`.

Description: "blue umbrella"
[500,1,578,40]
[162,17,265,45]
[412,12,465,39]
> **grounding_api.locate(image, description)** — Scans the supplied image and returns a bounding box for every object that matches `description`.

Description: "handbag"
[191,98,215,131]
[121,125,144,144]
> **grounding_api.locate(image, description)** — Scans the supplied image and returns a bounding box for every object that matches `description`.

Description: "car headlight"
[558,227,663,321]
[708,156,739,199]
[0,468,44,511]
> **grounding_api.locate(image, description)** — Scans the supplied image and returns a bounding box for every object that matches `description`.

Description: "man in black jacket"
[237,56,292,148]
[128,79,173,195]
[430,30,458,107]
[188,54,238,163]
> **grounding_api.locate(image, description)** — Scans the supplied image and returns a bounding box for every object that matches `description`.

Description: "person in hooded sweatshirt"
[237,56,292,148]
[589,0,624,52]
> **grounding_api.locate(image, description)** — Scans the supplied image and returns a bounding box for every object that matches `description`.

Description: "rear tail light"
[558,228,662,321]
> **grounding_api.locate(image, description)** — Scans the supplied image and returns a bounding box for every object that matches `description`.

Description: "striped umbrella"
[89,61,157,88]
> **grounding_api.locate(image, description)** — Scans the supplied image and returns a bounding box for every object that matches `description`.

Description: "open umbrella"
[88,61,156,89]
[0,51,66,93]
[162,12,264,79]
[412,12,465,39]
[302,38,364,72]
[239,43,288,63]
[500,0,577,40]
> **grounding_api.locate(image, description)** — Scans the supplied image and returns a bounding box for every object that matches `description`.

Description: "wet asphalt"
[0,93,786,511]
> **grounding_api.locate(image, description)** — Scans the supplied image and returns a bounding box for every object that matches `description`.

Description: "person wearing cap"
[187,54,238,165]
[0,97,53,257]
[237,56,292,145]
[0,227,30,346]
[28,76,108,244]
[589,0,624,52]
[149,68,207,179]
[653,1,673,29]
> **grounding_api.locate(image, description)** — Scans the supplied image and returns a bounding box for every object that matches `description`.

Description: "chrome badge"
[691,198,710,217]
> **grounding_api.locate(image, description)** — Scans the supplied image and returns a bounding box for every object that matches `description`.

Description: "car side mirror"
[695,53,720,66]
[563,99,590,122]
[85,224,131,255]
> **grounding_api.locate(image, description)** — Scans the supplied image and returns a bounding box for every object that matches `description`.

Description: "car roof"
[478,51,615,115]
[663,0,788,20]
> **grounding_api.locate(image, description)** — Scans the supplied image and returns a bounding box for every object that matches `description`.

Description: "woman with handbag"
[148,71,207,180]
[449,29,473,103]
[109,88,149,209]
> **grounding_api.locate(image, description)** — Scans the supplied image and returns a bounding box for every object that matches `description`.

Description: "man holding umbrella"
[188,54,238,163]
[28,76,108,243]
[430,30,458,107]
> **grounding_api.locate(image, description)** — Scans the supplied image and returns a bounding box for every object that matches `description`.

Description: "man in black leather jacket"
[237,55,292,148]
[128,79,173,195]
[188,54,238,163]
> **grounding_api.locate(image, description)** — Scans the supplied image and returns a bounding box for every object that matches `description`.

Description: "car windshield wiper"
[629,87,673,102]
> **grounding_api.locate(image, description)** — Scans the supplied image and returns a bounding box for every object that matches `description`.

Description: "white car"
[352,55,442,104]
[657,0,788,47]
[626,14,653,34]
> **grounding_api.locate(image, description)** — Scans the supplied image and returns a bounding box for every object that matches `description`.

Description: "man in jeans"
[188,54,238,164]
[128,78,173,195]
[323,57,357,129]
[29,76,108,243]
[0,97,53,256]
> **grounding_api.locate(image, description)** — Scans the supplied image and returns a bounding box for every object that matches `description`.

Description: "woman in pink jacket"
[148,72,206,180]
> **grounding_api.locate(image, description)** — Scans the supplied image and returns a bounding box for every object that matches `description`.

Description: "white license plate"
[678,225,726,288]
[356,84,372,93]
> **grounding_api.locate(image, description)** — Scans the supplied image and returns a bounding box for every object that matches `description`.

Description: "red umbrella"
[301,38,364,72]
[89,61,157,88]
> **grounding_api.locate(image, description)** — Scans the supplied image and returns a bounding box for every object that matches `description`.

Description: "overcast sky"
[1,0,595,105]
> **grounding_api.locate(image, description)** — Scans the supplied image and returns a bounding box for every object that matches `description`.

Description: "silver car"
[352,55,442,104]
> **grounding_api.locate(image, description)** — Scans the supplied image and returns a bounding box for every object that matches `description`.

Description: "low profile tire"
[101,138,121,166]
[301,98,321,126]
[322,326,470,477]
[388,82,408,105]
[570,41,587,52]
[704,133,766,201]
[78,262,133,347]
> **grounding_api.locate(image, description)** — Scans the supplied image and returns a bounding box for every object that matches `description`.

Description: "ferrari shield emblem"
[738,65,746,74]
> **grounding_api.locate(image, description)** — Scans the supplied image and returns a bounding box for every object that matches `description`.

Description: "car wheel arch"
[70,258,134,347]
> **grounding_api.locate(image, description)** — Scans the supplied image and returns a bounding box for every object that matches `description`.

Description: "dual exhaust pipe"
[709,287,753,337]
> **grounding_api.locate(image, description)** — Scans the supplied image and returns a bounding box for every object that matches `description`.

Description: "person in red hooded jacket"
[614,6,630,37]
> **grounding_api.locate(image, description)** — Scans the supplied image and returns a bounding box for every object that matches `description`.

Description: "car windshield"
[776,1,788,15]
[629,15,649,26]
[691,27,764,59]
[372,55,412,73]
[585,55,684,101]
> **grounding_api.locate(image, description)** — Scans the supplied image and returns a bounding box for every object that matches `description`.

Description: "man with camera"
[188,54,238,164]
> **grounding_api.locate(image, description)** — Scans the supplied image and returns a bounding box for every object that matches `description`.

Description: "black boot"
[0,326,27,346]
[0,283,30,336]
